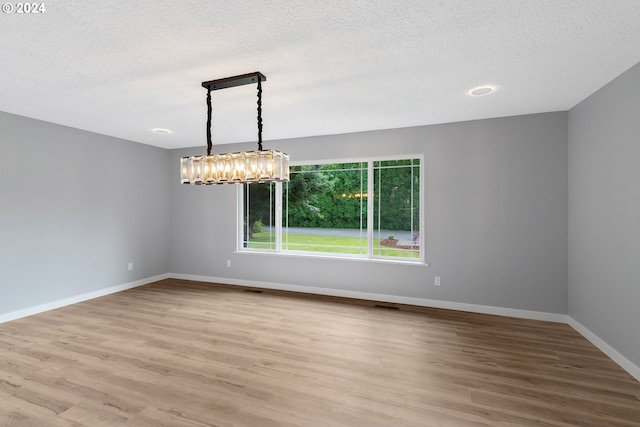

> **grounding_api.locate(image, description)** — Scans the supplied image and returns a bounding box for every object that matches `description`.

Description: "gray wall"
[0,112,170,315]
[568,62,640,366]
[170,112,568,314]
[1,110,569,318]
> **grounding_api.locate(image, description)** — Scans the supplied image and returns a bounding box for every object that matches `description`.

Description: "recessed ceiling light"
[469,86,495,96]
[152,128,172,134]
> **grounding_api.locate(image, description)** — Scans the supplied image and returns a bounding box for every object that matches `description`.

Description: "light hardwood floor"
[1,278,639,426]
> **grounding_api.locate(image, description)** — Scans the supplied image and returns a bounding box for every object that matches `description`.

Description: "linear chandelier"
[180,72,290,185]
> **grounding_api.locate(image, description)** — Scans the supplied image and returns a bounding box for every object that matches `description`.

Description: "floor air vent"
[244,289,263,293]
[374,304,399,310]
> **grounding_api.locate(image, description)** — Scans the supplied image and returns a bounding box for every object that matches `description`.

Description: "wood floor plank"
[1,278,639,426]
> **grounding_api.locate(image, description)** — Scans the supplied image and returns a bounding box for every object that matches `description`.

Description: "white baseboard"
[568,317,640,382]
[0,273,170,324]
[169,273,568,323]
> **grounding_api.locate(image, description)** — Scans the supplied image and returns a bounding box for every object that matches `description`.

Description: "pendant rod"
[257,78,263,151]
[206,86,212,156]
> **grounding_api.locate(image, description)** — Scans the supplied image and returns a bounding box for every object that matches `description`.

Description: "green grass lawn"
[248,232,419,258]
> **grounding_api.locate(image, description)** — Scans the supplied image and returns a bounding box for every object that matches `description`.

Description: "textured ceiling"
[2,0,640,149]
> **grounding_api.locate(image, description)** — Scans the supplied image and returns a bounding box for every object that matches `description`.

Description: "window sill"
[234,249,430,267]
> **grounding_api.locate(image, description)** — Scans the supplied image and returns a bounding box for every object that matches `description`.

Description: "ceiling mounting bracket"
[201,72,266,91]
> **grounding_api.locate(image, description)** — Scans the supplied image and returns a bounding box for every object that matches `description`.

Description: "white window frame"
[237,154,425,264]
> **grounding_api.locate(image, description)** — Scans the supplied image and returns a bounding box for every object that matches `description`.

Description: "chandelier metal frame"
[180,72,289,185]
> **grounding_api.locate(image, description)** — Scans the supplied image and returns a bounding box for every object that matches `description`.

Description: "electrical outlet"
[226,259,231,267]
[128,262,133,271]
[434,276,441,286]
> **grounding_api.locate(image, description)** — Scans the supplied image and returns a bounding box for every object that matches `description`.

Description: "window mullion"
[237,185,244,251]
[367,161,374,258]
[275,182,282,252]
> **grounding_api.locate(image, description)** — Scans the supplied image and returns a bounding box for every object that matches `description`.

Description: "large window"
[239,156,422,262]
